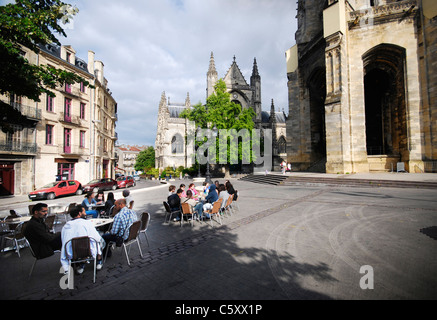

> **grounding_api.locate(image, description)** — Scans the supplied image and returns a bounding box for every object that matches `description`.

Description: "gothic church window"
[278,136,287,154]
[171,134,184,154]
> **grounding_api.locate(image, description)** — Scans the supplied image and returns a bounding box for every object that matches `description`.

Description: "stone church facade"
[285,0,437,173]
[155,53,287,171]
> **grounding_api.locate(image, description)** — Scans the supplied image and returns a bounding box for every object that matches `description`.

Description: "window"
[80,131,86,148]
[47,95,54,112]
[278,136,286,154]
[171,134,184,154]
[80,82,86,93]
[46,125,54,145]
[80,103,86,119]
[65,83,71,93]
[64,98,72,122]
[66,52,71,63]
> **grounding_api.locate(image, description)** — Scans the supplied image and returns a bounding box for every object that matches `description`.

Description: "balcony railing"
[58,144,88,156]
[0,141,37,154]
[1,99,41,120]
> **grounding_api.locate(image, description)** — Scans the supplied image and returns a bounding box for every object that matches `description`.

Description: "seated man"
[102,199,138,258]
[60,205,104,274]
[167,188,182,222]
[194,184,218,220]
[23,203,62,259]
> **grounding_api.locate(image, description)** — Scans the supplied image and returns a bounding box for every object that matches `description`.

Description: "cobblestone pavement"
[1,175,437,307]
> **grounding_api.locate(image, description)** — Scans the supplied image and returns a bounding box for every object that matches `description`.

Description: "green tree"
[181,79,256,177]
[134,146,155,172]
[0,0,92,132]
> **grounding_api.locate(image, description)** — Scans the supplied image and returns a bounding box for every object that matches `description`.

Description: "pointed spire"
[252,58,259,77]
[207,51,217,76]
[270,99,277,124]
[185,92,191,109]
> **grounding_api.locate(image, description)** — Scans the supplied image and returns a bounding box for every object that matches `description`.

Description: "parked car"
[116,175,135,188]
[133,174,140,181]
[29,180,83,201]
[82,178,118,193]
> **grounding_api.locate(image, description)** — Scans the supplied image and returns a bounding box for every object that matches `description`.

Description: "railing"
[0,141,37,154]
[1,99,42,120]
[58,144,88,156]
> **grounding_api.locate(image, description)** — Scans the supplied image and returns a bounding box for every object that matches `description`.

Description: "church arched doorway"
[363,44,408,160]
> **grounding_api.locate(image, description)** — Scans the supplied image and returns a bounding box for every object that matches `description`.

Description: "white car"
[133,174,140,181]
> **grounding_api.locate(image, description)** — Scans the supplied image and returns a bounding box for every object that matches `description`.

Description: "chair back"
[109,205,116,217]
[126,221,141,243]
[181,202,192,214]
[45,215,56,230]
[70,236,92,260]
[163,201,171,213]
[28,204,35,215]
[140,212,150,231]
[211,198,223,214]
[225,194,233,208]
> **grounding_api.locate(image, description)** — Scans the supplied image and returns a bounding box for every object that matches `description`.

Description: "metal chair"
[2,221,28,257]
[180,203,195,227]
[64,236,99,285]
[163,201,180,223]
[103,221,143,266]
[230,191,239,212]
[45,215,56,233]
[57,203,76,224]
[139,212,150,246]
[222,194,234,217]
[202,198,223,227]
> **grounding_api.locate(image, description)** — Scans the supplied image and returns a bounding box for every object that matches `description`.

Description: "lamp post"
[205,125,217,185]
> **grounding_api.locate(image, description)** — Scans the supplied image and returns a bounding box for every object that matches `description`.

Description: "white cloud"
[61,0,297,146]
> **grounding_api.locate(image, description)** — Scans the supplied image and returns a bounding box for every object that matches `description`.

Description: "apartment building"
[0,43,118,196]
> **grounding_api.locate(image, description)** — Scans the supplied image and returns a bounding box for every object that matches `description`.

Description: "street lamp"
[205,125,217,185]
[197,126,202,178]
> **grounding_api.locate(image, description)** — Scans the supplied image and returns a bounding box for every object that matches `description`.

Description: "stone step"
[282,176,437,189]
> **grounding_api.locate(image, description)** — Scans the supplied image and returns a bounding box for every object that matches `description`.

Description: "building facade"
[0,43,118,195]
[286,0,437,173]
[115,145,148,176]
[155,53,287,172]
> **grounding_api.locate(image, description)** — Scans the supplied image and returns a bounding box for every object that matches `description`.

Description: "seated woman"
[81,192,102,218]
[188,183,199,200]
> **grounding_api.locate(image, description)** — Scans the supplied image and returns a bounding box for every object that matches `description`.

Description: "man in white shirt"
[60,205,104,274]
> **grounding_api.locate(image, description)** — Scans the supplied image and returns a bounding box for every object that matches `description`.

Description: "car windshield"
[87,179,101,184]
[42,182,59,188]
[117,177,126,181]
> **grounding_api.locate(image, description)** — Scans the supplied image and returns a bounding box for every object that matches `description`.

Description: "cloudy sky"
[13,0,298,146]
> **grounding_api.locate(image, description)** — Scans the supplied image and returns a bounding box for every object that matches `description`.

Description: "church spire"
[207,52,218,99]
[252,58,259,77]
[207,52,217,77]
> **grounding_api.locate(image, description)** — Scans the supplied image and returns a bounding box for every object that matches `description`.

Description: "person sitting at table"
[102,192,115,217]
[181,190,198,220]
[22,203,62,259]
[96,190,105,202]
[102,199,138,258]
[81,192,102,218]
[60,205,104,274]
[188,183,199,200]
[217,184,230,211]
[179,184,187,198]
[122,189,134,210]
[167,188,183,222]
[194,184,218,221]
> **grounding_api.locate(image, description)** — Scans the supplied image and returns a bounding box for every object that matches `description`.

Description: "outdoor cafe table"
[88,218,113,227]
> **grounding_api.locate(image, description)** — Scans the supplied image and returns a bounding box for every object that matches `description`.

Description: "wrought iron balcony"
[0,141,37,154]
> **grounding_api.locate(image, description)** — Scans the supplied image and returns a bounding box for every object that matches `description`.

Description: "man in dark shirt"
[167,188,182,221]
[23,203,62,259]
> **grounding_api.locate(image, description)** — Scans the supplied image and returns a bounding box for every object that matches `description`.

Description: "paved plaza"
[0,173,436,306]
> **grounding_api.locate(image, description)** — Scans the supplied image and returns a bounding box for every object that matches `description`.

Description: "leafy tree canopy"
[0,0,91,102]
[134,146,155,172]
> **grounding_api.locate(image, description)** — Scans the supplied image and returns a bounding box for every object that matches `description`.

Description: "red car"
[116,175,135,188]
[28,180,83,201]
[82,178,118,193]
